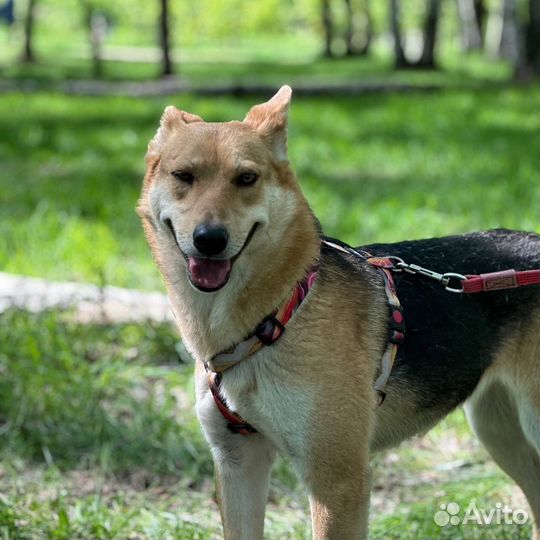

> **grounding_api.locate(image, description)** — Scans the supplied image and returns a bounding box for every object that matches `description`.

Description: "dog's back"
[361,229,539,450]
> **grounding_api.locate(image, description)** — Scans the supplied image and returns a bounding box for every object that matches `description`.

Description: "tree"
[22,0,37,63]
[389,0,408,67]
[159,0,173,76]
[390,0,441,69]
[457,0,482,51]
[417,0,441,68]
[498,0,520,68]
[344,0,354,54]
[321,0,334,57]
[81,1,107,78]
[525,0,540,73]
[474,0,486,39]
[485,0,538,78]
[344,0,371,56]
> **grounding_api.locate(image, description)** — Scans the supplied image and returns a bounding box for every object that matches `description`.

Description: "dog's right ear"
[146,106,203,160]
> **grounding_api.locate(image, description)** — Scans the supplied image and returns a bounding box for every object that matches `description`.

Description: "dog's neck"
[166,200,320,364]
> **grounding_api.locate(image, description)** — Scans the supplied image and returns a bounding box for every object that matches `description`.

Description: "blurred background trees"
[0,0,538,81]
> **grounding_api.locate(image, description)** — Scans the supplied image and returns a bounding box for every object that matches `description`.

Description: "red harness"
[207,241,540,435]
[208,269,318,434]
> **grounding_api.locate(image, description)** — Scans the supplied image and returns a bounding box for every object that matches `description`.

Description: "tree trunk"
[82,2,104,78]
[22,0,37,63]
[389,0,410,67]
[498,0,520,69]
[361,0,373,55]
[159,0,173,76]
[484,0,502,57]
[474,0,486,39]
[457,0,482,51]
[417,0,441,68]
[322,0,334,57]
[345,0,372,56]
[525,0,540,72]
[344,0,354,55]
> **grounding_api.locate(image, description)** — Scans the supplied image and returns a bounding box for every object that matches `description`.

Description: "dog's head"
[138,86,308,294]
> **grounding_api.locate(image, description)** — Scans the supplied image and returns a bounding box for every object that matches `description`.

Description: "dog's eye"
[236,172,258,187]
[172,170,194,185]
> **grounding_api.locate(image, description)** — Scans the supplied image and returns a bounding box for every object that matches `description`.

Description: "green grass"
[0,61,538,538]
[0,309,532,539]
[0,86,538,289]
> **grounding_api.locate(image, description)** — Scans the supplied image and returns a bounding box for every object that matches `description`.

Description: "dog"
[137,86,540,539]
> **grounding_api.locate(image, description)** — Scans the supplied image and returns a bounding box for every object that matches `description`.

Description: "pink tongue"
[188,257,232,290]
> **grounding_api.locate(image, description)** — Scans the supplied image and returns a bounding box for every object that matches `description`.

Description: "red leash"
[388,259,540,294]
[461,269,540,293]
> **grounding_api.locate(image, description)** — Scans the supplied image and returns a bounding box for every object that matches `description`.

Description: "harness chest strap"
[208,372,257,435]
[206,269,318,434]
[205,270,318,373]
[206,241,404,434]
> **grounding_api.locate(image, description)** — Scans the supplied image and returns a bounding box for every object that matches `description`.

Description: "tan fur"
[137,87,540,539]
[465,314,540,538]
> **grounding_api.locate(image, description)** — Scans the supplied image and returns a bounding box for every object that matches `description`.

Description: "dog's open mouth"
[187,257,232,292]
[163,220,259,293]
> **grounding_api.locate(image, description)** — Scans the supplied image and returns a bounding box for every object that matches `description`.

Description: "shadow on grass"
[0,53,509,89]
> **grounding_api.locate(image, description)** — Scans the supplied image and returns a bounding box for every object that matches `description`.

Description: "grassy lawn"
[0,81,538,539]
[0,309,533,540]
[0,86,538,290]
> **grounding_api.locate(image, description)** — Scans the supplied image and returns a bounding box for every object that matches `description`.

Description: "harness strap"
[208,372,257,435]
[204,268,319,435]
[205,269,318,373]
[321,240,406,405]
[366,259,405,405]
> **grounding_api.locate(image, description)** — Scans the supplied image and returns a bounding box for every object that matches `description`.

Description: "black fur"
[325,230,540,414]
[366,229,540,412]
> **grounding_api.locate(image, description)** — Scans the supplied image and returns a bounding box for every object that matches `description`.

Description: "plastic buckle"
[254,315,286,346]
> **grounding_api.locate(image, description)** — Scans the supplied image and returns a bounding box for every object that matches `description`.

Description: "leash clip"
[441,272,467,293]
[397,262,445,282]
[396,262,467,293]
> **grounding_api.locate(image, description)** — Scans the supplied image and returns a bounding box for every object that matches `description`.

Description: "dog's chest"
[205,347,314,458]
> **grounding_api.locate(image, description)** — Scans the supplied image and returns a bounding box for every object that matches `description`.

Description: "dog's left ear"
[244,85,292,161]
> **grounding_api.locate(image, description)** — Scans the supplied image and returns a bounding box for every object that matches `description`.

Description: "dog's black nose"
[193,223,229,256]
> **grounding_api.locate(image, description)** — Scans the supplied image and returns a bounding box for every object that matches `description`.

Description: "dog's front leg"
[214,434,276,540]
[306,463,371,540]
[307,471,371,540]
[288,410,372,540]
[196,385,276,540]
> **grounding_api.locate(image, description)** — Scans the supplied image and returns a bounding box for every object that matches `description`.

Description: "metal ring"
[443,272,467,293]
[384,256,405,269]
